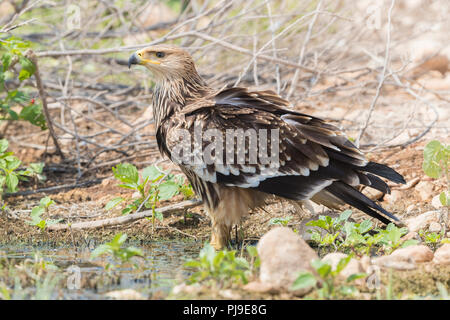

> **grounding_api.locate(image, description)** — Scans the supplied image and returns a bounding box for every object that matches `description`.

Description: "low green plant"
[0,139,45,196]
[418,229,448,250]
[269,216,292,226]
[291,255,366,299]
[0,36,46,129]
[105,163,193,223]
[307,211,418,254]
[422,140,449,206]
[26,196,60,230]
[90,233,143,269]
[184,243,252,286]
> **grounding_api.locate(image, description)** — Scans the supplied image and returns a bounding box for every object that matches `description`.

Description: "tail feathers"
[326,181,401,225]
[363,162,406,184]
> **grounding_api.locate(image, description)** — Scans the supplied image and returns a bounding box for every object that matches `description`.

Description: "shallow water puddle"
[0,240,202,299]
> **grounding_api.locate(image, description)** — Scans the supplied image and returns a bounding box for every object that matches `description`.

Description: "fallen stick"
[4,179,103,198]
[47,199,202,231]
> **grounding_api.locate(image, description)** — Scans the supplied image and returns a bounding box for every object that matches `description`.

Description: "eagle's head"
[128,45,196,81]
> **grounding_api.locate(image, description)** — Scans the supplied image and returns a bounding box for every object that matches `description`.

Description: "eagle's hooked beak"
[128,52,139,69]
[128,50,161,69]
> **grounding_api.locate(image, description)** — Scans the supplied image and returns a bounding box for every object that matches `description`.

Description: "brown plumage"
[128,45,406,249]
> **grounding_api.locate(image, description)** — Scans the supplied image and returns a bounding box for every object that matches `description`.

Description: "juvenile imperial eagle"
[128,45,406,249]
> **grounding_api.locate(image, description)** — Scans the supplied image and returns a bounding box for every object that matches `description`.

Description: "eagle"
[128,45,406,249]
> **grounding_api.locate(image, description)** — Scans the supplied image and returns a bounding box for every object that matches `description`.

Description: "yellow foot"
[210,225,231,250]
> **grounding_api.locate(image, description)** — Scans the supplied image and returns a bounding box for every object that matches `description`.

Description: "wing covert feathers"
[162,87,405,225]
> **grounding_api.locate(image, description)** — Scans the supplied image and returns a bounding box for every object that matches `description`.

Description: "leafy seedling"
[422,140,449,206]
[291,255,367,299]
[26,196,60,230]
[0,36,47,129]
[90,233,143,269]
[269,216,292,226]
[105,163,193,227]
[184,243,252,286]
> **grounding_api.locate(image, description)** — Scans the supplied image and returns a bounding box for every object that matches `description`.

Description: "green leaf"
[5,173,18,192]
[123,246,143,259]
[112,163,139,185]
[154,210,164,222]
[235,257,250,269]
[8,90,29,104]
[291,272,317,291]
[30,206,45,219]
[39,196,54,208]
[335,256,352,274]
[122,207,133,215]
[142,165,164,182]
[184,260,202,268]
[90,244,111,259]
[18,56,35,80]
[338,210,352,222]
[105,197,124,210]
[29,162,44,174]
[158,180,179,200]
[246,246,258,258]
[0,139,9,154]
[2,52,12,71]
[19,104,47,130]
[5,156,21,171]
[269,216,292,226]
[422,140,448,179]
[401,239,420,248]
[346,273,367,283]
[311,259,331,278]
[440,191,449,206]
[112,233,127,246]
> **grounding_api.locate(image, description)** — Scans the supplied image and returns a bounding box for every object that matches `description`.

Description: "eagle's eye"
[155,52,165,58]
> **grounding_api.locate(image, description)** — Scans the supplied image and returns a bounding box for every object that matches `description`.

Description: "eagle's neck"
[153,71,209,127]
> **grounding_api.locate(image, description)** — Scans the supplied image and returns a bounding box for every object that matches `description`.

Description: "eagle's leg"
[210,219,232,250]
[204,186,267,250]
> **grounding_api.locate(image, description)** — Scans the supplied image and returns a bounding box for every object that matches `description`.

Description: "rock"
[431,194,444,209]
[372,258,416,270]
[242,281,278,294]
[364,188,384,201]
[415,181,434,201]
[405,204,416,215]
[390,245,434,262]
[359,256,371,273]
[257,227,319,296]
[373,245,434,270]
[385,190,402,204]
[219,289,241,300]
[322,253,364,283]
[131,191,141,199]
[405,210,440,232]
[105,289,145,300]
[428,222,442,233]
[171,283,202,295]
[402,231,419,241]
[433,243,450,265]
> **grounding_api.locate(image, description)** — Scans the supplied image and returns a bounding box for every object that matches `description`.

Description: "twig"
[287,0,323,99]
[46,199,202,231]
[26,50,65,159]
[355,0,395,146]
[4,179,103,198]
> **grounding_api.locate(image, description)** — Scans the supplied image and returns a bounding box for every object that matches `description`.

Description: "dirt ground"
[0,137,446,245]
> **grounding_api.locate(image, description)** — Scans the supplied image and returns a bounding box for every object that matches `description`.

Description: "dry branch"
[47,199,202,231]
